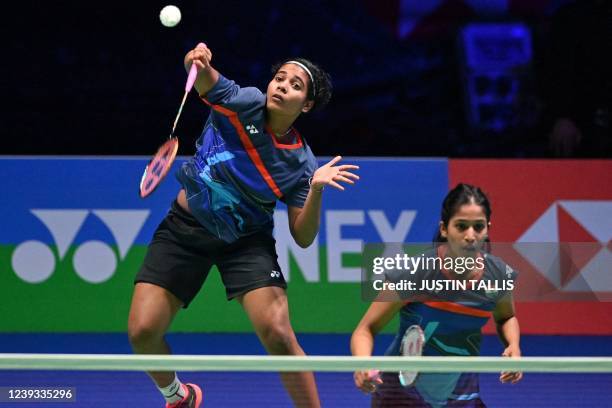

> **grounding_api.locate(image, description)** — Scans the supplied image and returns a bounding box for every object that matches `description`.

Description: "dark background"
[5,0,611,158]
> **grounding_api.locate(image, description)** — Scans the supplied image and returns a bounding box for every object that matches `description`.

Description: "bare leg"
[238,286,320,408]
[128,282,183,387]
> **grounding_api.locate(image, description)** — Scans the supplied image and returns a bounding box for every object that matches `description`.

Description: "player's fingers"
[510,372,523,384]
[192,50,202,63]
[202,47,211,60]
[326,155,342,167]
[339,164,359,171]
[328,180,345,191]
[187,50,197,63]
[333,175,354,184]
[354,371,369,386]
[355,376,376,394]
[359,381,377,394]
[340,171,359,180]
[500,371,519,383]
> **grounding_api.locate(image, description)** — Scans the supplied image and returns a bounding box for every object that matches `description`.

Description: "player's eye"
[473,223,486,232]
[292,83,301,90]
[455,222,470,231]
[275,76,283,82]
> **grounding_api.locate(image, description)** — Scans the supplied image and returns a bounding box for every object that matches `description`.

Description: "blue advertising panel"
[0,157,447,332]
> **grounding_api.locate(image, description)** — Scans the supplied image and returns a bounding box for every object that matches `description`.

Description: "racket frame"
[398,324,425,387]
[139,137,179,198]
[138,43,205,198]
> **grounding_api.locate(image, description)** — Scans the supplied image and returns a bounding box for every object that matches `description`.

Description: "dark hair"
[271,58,332,111]
[433,183,492,243]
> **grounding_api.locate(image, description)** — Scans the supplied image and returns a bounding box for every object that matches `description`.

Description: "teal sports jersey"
[384,247,518,357]
[177,75,318,242]
[382,248,519,406]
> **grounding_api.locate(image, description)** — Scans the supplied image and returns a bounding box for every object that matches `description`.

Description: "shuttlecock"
[160,5,181,28]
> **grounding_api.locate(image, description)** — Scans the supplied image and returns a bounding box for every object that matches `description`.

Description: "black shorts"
[135,201,286,307]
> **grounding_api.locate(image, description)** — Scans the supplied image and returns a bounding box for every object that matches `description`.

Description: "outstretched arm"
[287,156,359,248]
[493,293,523,384]
[351,301,402,357]
[184,43,220,97]
[351,301,403,393]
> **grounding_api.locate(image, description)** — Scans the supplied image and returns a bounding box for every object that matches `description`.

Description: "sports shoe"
[165,384,202,408]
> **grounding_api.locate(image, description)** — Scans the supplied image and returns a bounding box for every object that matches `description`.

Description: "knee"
[259,323,299,355]
[128,318,165,349]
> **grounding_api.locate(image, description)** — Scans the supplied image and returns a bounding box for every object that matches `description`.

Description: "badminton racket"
[366,324,425,391]
[139,43,204,198]
[398,324,425,387]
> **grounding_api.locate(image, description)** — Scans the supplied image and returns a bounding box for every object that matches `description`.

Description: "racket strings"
[140,138,179,197]
[399,325,426,387]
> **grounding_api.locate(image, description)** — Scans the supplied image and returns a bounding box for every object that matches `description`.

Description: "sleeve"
[281,153,318,208]
[382,253,427,302]
[487,254,519,299]
[379,245,424,282]
[201,74,265,116]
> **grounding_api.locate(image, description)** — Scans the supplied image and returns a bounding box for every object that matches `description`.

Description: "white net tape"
[1,354,611,373]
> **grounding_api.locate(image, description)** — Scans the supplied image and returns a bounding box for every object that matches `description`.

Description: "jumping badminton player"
[128,43,358,408]
[351,184,522,407]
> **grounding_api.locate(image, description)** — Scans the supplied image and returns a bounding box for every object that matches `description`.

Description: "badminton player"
[351,184,522,407]
[128,43,358,408]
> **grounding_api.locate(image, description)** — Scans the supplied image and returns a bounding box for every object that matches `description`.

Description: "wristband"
[308,177,324,192]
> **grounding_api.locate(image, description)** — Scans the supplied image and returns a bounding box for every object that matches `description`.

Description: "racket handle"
[185,64,198,92]
[185,42,207,92]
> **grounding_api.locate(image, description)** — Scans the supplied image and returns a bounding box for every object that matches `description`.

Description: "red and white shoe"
[166,384,202,408]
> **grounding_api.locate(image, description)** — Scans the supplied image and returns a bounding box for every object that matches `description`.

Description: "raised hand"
[184,43,213,73]
[310,156,359,192]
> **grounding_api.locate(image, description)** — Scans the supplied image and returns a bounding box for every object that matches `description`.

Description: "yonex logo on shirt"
[505,265,514,279]
[246,124,259,135]
[270,270,281,278]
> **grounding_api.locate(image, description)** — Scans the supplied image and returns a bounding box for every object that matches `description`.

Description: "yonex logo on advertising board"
[11,209,150,284]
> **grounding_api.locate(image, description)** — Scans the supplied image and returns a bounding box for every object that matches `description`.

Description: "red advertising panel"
[450,160,612,334]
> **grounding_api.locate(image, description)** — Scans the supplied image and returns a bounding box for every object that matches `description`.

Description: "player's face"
[439,202,489,257]
[266,64,314,117]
